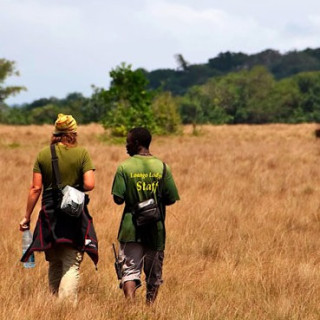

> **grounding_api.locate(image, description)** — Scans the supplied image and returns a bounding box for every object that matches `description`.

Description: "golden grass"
[2,123,320,319]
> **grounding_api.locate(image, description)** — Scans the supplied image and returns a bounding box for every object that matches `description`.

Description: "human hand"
[19,218,30,231]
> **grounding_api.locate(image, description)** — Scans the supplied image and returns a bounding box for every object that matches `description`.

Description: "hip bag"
[133,162,166,227]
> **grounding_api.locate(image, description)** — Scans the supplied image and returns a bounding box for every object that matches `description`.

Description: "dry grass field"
[2,123,320,319]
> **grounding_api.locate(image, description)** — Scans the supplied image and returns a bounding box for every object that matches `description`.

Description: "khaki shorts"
[119,242,164,288]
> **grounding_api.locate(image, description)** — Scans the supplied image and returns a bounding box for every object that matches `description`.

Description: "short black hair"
[129,127,152,148]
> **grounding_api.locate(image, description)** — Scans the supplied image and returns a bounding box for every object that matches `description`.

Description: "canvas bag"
[50,144,85,218]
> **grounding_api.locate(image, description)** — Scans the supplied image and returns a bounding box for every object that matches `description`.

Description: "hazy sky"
[1,0,320,104]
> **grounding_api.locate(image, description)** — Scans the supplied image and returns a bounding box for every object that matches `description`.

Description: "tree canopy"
[0,59,26,104]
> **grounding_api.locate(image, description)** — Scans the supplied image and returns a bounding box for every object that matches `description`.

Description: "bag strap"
[156,162,166,202]
[156,162,167,222]
[50,144,62,190]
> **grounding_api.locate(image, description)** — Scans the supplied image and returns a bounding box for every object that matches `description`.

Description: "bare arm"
[83,170,95,191]
[20,172,42,231]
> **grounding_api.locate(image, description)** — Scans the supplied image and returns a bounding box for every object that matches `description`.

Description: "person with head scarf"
[19,114,98,303]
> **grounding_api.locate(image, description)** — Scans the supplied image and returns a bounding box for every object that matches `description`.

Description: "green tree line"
[2,48,320,136]
[180,66,320,125]
[0,61,181,136]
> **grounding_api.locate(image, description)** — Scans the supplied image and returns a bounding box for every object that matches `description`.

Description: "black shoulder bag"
[132,162,166,227]
[50,144,85,218]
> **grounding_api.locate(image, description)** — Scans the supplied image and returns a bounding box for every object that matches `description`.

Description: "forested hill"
[144,48,320,95]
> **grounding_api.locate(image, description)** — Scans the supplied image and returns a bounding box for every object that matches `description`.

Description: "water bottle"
[22,230,35,268]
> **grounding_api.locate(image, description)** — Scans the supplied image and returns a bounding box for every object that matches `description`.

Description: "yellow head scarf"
[54,113,77,135]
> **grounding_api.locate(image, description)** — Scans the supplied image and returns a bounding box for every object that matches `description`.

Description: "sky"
[1,0,320,105]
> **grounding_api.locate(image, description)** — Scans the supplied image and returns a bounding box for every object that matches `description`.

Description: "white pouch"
[60,185,85,218]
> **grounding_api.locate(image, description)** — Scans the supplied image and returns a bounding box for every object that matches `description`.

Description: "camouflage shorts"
[119,242,164,288]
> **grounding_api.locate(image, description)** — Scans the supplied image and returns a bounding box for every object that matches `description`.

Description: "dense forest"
[1,47,320,135]
[145,48,320,95]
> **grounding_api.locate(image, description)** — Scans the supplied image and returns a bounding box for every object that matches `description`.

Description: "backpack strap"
[50,144,62,190]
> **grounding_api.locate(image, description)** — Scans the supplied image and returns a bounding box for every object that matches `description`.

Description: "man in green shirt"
[112,127,179,304]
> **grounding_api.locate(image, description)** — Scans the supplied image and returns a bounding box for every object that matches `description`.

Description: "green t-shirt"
[33,143,95,190]
[111,155,180,250]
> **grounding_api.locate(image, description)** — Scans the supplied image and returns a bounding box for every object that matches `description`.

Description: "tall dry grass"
[1,123,320,319]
